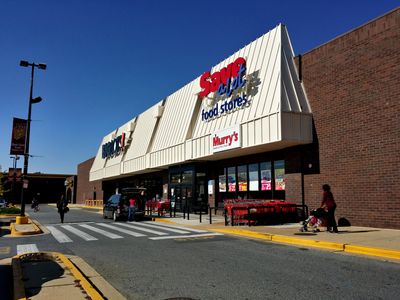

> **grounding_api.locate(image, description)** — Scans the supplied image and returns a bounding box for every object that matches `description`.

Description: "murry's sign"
[102,133,125,159]
[211,125,241,153]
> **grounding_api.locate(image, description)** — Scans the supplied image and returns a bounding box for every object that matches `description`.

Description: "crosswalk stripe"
[17,244,39,255]
[62,225,98,241]
[128,221,190,234]
[114,223,168,235]
[97,223,146,237]
[149,233,224,240]
[79,224,123,239]
[143,221,208,233]
[47,225,73,243]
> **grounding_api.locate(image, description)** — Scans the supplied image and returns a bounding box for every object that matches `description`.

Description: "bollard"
[199,207,202,223]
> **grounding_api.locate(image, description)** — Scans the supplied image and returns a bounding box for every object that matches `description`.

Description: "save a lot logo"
[199,57,248,121]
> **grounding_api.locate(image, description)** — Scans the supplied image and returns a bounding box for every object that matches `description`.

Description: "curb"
[12,252,104,300]
[344,244,400,260]
[0,214,20,218]
[172,224,400,261]
[48,203,102,210]
[10,219,42,236]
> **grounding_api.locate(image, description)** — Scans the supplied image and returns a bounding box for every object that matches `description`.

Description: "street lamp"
[10,155,20,205]
[19,60,46,216]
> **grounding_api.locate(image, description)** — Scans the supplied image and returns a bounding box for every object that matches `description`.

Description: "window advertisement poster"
[208,180,214,195]
[274,160,285,190]
[249,164,259,191]
[238,165,247,191]
[219,175,226,192]
[260,162,272,191]
[227,167,236,192]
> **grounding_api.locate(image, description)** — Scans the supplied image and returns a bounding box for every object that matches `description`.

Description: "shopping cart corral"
[224,199,308,226]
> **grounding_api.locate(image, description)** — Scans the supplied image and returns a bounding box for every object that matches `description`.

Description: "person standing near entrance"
[128,198,136,221]
[57,195,68,223]
[320,184,338,233]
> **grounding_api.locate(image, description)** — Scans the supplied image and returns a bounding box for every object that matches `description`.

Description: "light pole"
[19,60,46,216]
[10,155,20,205]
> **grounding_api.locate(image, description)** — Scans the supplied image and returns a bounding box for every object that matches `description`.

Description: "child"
[300,208,326,233]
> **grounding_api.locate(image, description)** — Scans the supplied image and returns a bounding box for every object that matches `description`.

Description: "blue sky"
[0,1,398,175]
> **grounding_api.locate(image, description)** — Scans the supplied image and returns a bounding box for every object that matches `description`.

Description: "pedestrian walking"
[31,194,39,212]
[128,198,136,221]
[320,184,338,233]
[57,195,68,223]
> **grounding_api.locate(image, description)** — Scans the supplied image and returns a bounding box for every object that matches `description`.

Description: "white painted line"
[97,223,146,237]
[47,226,73,243]
[128,222,190,234]
[149,233,224,240]
[79,224,123,239]
[17,244,39,255]
[144,221,208,233]
[62,225,98,241]
[114,223,168,235]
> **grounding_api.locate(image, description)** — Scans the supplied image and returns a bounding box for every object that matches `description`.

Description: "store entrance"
[168,165,207,213]
[170,185,193,212]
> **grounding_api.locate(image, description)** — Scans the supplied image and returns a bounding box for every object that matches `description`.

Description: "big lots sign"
[102,133,126,159]
[199,57,246,98]
[211,125,241,153]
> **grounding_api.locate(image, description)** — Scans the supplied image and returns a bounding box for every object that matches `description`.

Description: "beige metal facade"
[90,24,312,181]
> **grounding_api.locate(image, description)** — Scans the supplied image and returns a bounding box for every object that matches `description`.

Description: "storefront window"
[171,173,180,184]
[274,160,285,191]
[249,163,259,191]
[227,167,236,192]
[238,165,247,192]
[181,170,193,184]
[260,162,272,191]
[219,168,226,192]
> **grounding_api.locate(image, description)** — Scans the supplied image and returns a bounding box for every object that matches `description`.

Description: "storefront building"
[89,8,400,229]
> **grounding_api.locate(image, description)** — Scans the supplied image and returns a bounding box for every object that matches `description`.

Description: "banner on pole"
[8,168,22,182]
[10,118,27,155]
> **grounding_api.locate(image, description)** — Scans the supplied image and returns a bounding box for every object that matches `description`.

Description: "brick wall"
[76,157,103,204]
[295,8,400,228]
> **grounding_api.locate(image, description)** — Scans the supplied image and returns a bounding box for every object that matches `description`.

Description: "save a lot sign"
[200,57,249,121]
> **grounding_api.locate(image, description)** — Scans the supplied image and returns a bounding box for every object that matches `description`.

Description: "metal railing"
[84,200,103,207]
[226,204,309,226]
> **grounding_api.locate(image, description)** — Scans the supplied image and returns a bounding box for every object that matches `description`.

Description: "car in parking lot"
[103,187,146,221]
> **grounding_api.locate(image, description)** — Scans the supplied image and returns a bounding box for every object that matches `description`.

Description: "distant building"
[3,172,74,204]
[76,157,103,205]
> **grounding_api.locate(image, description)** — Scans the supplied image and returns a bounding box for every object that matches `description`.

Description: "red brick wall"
[297,9,400,228]
[76,157,103,204]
